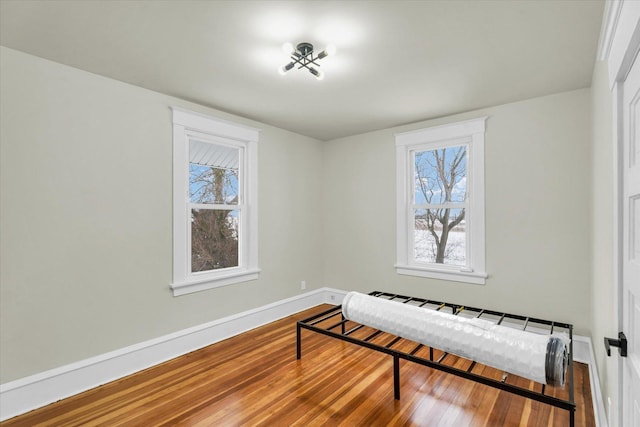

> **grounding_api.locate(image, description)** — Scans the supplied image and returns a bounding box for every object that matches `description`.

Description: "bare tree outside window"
[189,141,240,272]
[414,145,467,265]
[395,118,485,283]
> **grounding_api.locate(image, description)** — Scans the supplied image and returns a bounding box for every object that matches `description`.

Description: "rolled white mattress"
[342,292,568,387]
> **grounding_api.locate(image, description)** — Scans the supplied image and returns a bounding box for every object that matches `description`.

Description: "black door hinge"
[604,332,628,357]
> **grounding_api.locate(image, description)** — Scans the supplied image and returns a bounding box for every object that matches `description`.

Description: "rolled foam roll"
[342,292,568,387]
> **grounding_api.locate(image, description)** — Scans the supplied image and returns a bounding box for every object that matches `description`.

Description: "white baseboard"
[573,335,609,427]
[0,287,606,427]
[0,287,343,422]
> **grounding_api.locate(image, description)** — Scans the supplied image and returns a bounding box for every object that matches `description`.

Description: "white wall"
[0,47,324,383]
[322,89,593,334]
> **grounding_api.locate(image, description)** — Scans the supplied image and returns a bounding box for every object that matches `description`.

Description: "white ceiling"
[0,0,604,141]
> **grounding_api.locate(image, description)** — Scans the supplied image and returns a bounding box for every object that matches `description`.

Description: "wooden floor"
[3,305,595,426]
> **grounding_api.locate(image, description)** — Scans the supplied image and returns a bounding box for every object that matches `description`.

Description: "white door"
[622,48,640,427]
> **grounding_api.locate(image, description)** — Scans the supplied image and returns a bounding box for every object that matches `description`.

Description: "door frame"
[599,1,640,426]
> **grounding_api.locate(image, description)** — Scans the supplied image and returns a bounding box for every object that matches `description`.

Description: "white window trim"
[395,117,487,285]
[171,108,260,296]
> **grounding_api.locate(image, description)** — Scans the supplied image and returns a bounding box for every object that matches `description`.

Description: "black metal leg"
[296,323,302,359]
[570,409,575,427]
[393,354,400,400]
[569,327,575,426]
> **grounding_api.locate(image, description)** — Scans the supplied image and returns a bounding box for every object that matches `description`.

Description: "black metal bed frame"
[296,291,575,426]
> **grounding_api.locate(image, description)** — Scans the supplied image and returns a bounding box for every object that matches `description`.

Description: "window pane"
[191,208,239,272]
[414,208,466,266]
[189,139,239,204]
[414,145,466,205]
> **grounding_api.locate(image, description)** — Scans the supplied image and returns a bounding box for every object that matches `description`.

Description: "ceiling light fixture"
[278,42,335,80]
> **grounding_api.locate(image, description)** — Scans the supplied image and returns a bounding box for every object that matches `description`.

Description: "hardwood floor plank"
[1,305,595,426]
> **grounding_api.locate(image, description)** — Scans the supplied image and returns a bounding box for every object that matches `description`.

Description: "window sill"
[395,264,487,285]
[171,268,261,296]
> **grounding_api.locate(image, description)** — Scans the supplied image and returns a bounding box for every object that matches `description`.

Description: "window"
[395,117,487,285]
[171,108,259,296]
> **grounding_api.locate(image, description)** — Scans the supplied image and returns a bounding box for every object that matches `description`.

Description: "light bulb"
[282,42,294,55]
[318,44,337,60]
[309,67,324,80]
[278,62,295,75]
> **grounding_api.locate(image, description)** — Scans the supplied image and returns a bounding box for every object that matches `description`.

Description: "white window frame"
[395,117,487,285]
[171,108,260,296]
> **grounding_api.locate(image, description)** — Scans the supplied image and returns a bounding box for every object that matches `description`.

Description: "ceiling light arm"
[288,53,320,71]
[296,57,321,70]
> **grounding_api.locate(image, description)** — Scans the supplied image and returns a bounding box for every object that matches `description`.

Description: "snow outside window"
[395,117,487,285]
